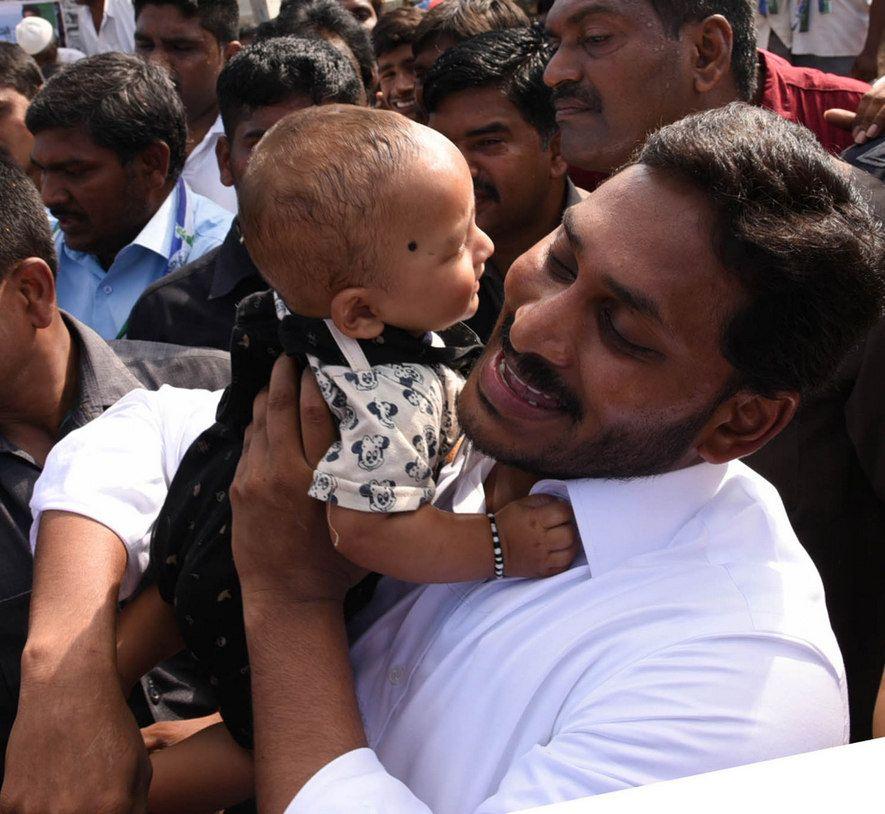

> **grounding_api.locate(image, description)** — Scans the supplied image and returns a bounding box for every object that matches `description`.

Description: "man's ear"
[12,257,57,329]
[546,131,569,180]
[696,390,799,464]
[137,141,172,190]
[690,14,734,95]
[216,135,234,187]
[223,40,242,62]
[330,288,386,340]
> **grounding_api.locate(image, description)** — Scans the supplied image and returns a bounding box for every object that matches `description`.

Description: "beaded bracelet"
[488,512,505,579]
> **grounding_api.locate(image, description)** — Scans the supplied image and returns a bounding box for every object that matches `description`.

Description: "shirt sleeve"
[307,364,445,513]
[30,385,222,601]
[284,634,845,813]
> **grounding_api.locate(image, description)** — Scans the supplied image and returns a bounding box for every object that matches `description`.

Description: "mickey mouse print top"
[273,294,480,514]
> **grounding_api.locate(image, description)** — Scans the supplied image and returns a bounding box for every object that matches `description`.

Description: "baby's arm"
[116,583,183,697]
[328,493,579,583]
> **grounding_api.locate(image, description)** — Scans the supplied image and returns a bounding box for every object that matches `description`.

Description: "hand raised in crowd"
[495,493,579,578]
[231,354,366,602]
[825,76,885,144]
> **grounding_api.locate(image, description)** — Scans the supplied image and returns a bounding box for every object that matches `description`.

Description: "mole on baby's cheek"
[408,241,418,252]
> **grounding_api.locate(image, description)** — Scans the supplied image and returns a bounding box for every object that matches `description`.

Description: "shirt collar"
[208,220,261,300]
[62,312,141,432]
[128,182,181,260]
[534,462,732,578]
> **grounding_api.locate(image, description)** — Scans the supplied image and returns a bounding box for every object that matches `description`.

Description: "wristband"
[488,512,505,579]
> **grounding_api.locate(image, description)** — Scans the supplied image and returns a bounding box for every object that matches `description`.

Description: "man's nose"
[40,172,69,209]
[509,295,574,369]
[144,48,173,75]
[394,70,414,96]
[543,42,581,88]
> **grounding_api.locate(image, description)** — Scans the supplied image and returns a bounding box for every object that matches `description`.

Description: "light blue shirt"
[52,180,233,339]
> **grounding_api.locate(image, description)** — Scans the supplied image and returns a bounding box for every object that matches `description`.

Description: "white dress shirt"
[76,0,136,55]
[181,115,237,213]
[29,391,847,812]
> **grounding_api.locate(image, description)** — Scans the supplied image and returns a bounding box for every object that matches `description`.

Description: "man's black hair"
[267,0,375,92]
[423,26,556,145]
[217,36,363,138]
[133,0,239,44]
[371,5,423,58]
[638,102,885,398]
[26,53,187,180]
[0,154,56,277]
[648,0,757,101]
[0,42,43,99]
[412,0,529,56]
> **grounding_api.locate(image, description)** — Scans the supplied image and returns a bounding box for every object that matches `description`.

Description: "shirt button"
[102,284,113,294]
[388,665,405,685]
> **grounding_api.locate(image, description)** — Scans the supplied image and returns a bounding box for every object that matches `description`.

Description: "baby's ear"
[330,288,385,340]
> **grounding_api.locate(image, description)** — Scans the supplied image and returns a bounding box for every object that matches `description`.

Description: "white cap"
[15,16,54,56]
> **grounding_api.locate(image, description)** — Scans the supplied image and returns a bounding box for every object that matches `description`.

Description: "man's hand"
[825,76,885,144]
[1,671,150,814]
[230,354,364,602]
[495,493,579,578]
[0,513,150,814]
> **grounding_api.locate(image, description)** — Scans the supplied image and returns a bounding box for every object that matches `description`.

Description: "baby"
[117,105,578,812]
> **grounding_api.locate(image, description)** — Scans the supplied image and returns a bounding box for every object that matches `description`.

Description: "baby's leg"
[147,722,254,813]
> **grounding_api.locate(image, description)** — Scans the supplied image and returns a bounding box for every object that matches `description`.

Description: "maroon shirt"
[757,49,870,154]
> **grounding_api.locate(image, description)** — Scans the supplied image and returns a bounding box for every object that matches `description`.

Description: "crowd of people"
[0,0,884,811]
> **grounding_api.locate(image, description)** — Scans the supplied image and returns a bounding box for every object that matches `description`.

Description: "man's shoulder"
[137,246,221,302]
[110,338,230,392]
[761,49,869,97]
[187,186,235,242]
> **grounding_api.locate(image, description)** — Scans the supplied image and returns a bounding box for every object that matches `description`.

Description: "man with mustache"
[11,105,884,813]
[542,0,885,739]
[134,0,242,212]
[423,26,584,341]
[26,53,232,341]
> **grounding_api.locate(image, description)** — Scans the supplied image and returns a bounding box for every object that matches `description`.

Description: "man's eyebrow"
[560,3,622,27]
[602,274,667,328]
[465,122,510,139]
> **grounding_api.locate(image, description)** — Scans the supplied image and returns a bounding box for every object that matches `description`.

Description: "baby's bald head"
[239,104,463,312]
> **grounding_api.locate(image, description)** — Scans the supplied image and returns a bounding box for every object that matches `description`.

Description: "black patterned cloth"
[150,290,481,748]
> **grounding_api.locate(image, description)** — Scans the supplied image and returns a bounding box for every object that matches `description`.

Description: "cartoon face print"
[339,405,358,432]
[314,369,337,403]
[421,486,434,505]
[403,388,434,415]
[352,434,390,471]
[311,471,339,503]
[359,479,397,512]
[323,441,342,463]
[404,458,432,483]
[368,399,399,429]
[412,426,438,461]
[390,364,425,388]
[344,370,379,391]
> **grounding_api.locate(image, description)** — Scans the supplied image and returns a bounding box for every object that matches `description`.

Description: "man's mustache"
[552,82,604,114]
[474,177,500,203]
[49,207,86,221]
[499,315,584,421]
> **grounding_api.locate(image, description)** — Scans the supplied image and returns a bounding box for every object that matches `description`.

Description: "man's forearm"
[22,511,126,682]
[242,588,367,813]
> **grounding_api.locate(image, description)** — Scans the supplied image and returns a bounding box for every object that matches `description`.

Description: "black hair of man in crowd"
[0,43,43,99]
[412,0,529,57]
[646,0,757,101]
[133,0,240,44]
[217,35,363,139]
[639,102,884,398]
[371,4,423,58]
[423,25,557,146]
[0,153,56,277]
[265,0,375,93]
[25,52,187,180]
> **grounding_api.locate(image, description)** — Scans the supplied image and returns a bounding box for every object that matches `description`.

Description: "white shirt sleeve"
[30,385,222,601]
[285,634,845,813]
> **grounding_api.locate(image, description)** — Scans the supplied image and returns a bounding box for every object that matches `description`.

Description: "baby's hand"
[495,493,579,578]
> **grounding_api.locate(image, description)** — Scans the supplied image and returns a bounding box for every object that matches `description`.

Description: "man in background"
[372,6,423,120]
[74,0,136,54]
[0,44,41,185]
